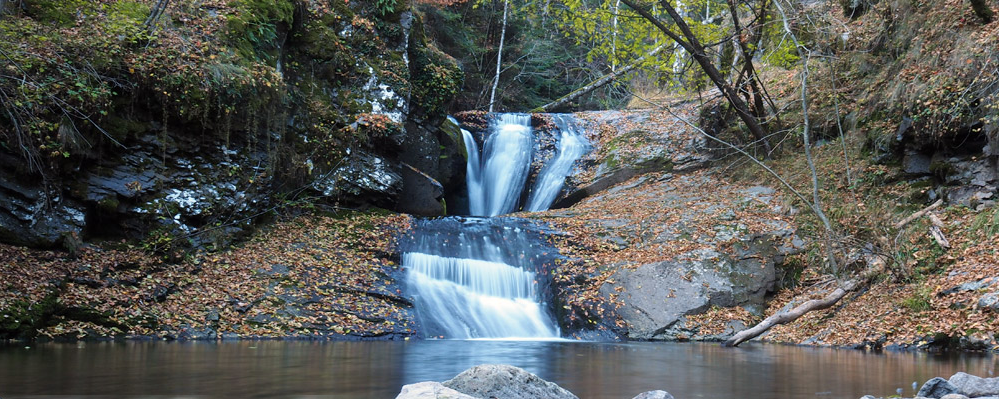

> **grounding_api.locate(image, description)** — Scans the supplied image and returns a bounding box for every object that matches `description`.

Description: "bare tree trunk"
[619,0,773,155]
[532,44,666,112]
[727,0,770,122]
[144,0,171,31]
[612,0,621,72]
[488,0,509,113]
[722,280,858,347]
[770,0,839,272]
[829,59,852,186]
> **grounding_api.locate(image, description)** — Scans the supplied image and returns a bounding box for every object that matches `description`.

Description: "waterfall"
[460,128,485,216]
[405,113,588,340]
[462,113,588,216]
[477,113,533,217]
[403,218,560,339]
[525,115,589,212]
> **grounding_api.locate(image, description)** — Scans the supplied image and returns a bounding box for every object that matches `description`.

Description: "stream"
[0,340,994,398]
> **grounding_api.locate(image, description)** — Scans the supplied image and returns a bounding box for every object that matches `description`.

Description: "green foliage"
[970,207,999,236]
[901,286,933,312]
[23,0,92,26]
[375,0,400,16]
[227,0,296,63]
[419,1,622,111]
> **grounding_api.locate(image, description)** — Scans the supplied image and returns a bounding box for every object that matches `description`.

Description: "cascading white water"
[405,113,589,340]
[403,218,561,339]
[461,129,485,217]
[405,252,558,339]
[467,114,533,217]
[525,115,589,212]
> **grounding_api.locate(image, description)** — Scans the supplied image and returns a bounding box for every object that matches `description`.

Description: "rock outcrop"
[539,109,800,341]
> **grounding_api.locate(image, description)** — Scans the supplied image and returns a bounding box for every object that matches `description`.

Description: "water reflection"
[0,341,994,399]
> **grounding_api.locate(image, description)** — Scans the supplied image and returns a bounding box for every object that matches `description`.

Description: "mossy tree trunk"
[970,0,994,23]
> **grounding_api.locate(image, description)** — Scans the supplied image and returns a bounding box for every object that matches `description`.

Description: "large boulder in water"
[442,364,578,399]
[395,382,478,399]
[632,391,676,399]
[918,377,958,398]
[949,372,999,397]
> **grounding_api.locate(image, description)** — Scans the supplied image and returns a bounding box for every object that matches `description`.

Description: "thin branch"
[629,90,815,211]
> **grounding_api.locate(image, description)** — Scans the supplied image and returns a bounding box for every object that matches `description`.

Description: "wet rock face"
[313,150,403,208]
[893,119,997,210]
[0,168,86,247]
[0,10,464,247]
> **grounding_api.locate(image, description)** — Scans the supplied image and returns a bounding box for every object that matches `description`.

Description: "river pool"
[0,340,995,398]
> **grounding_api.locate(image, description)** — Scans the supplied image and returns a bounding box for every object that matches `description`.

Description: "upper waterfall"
[525,115,589,212]
[462,113,588,216]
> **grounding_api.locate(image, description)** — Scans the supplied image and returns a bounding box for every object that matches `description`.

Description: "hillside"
[0,0,997,351]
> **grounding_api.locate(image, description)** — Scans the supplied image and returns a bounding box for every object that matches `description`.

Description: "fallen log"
[722,279,858,347]
[722,257,886,347]
[929,226,951,249]
[894,199,943,229]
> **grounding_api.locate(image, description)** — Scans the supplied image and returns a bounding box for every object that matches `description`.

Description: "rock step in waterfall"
[406,114,589,339]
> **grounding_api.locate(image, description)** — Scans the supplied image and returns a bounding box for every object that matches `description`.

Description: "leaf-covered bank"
[0,211,415,340]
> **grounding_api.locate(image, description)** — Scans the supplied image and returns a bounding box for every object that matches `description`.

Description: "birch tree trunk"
[488,0,509,113]
[612,0,621,72]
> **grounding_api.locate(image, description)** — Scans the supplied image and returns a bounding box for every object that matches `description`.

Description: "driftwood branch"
[531,44,665,113]
[722,279,858,347]
[722,257,886,347]
[893,199,943,229]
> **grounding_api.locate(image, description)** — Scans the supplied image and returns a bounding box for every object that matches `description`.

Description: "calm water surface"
[0,340,995,398]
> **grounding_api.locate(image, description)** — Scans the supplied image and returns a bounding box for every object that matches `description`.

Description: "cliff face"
[0,0,465,251]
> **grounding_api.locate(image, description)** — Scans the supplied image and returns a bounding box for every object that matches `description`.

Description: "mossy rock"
[438,117,467,161]
[410,44,463,115]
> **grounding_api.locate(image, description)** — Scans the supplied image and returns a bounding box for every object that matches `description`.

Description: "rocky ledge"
[395,364,674,399]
